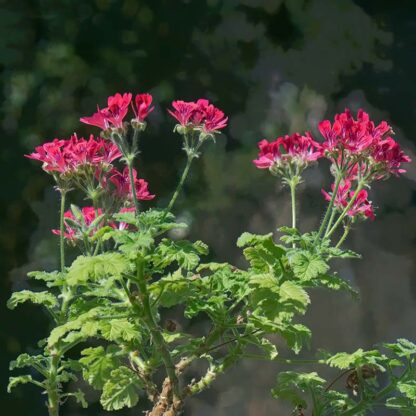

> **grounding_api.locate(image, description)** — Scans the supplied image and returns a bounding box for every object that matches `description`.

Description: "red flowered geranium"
[80,93,132,130]
[132,93,154,123]
[322,180,375,221]
[110,167,155,202]
[253,132,322,177]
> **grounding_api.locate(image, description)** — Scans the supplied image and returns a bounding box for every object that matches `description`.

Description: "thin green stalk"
[166,155,194,213]
[127,161,140,215]
[46,355,60,416]
[136,257,180,400]
[335,224,351,249]
[289,180,297,230]
[326,182,364,239]
[315,174,343,242]
[59,191,66,273]
[324,207,337,236]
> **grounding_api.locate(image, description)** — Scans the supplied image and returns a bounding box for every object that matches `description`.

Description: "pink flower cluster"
[322,180,375,221]
[319,109,410,178]
[26,134,122,175]
[80,92,154,130]
[109,166,155,202]
[168,99,228,133]
[253,132,322,173]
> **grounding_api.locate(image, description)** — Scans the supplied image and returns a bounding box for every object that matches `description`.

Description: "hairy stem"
[127,160,140,215]
[335,223,351,249]
[289,180,297,230]
[166,155,194,213]
[59,190,66,273]
[46,355,60,416]
[136,257,180,400]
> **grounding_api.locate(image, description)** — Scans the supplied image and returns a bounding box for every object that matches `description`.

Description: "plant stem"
[59,190,66,273]
[166,155,194,213]
[289,180,297,230]
[324,207,337,236]
[127,160,140,215]
[136,257,180,400]
[47,355,60,416]
[315,174,342,242]
[335,224,351,249]
[326,182,364,239]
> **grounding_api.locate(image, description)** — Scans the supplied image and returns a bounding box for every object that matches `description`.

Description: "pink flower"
[110,167,155,201]
[203,104,228,132]
[168,100,197,126]
[253,133,322,173]
[168,98,228,133]
[322,180,375,221]
[25,139,68,173]
[371,136,411,178]
[319,109,393,156]
[132,93,154,122]
[80,93,132,130]
[52,206,105,241]
[253,139,283,169]
[26,135,122,176]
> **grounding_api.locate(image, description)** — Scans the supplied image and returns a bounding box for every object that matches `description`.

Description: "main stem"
[127,160,140,215]
[59,191,66,273]
[335,224,351,249]
[47,355,60,416]
[166,155,193,213]
[289,181,297,229]
[136,257,180,400]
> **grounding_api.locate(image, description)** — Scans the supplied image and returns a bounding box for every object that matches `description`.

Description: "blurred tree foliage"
[1,1,414,415]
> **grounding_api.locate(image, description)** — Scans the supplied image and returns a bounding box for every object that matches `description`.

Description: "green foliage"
[79,346,121,390]
[7,290,57,310]
[100,367,143,411]
[289,250,329,281]
[66,253,130,285]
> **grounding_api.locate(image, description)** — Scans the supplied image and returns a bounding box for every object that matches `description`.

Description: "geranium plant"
[8,93,415,416]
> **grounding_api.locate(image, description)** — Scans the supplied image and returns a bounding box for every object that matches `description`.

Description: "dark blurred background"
[1,0,415,415]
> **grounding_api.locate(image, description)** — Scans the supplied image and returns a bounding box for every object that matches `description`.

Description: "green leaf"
[67,253,130,285]
[80,346,120,390]
[10,353,46,370]
[398,380,416,404]
[65,389,88,408]
[154,239,208,270]
[386,396,416,415]
[306,273,358,297]
[289,251,329,281]
[8,375,38,392]
[7,290,57,310]
[150,270,196,308]
[27,271,65,287]
[100,319,137,342]
[279,281,310,313]
[100,367,142,411]
[326,349,387,371]
[384,339,416,358]
[272,371,325,408]
[280,324,311,354]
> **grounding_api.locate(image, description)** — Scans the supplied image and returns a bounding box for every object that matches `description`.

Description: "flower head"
[80,93,132,130]
[253,132,322,178]
[168,98,227,133]
[132,93,154,123]
[110,167,155,202]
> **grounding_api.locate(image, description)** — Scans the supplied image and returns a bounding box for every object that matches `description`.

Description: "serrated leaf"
[7,375,37,392]
[80,346,120,390]
[280,324,311,354]
[10,353,46,370]
[101,319,137,342]
[154,239,208,270]
[384,339,416,358]
[100,367,142,411]
[279,281,310,313]
[326,349,387,370]
[65,389,88,408]
[7,290,57,310]
[67,253,129,285]
[289,251,329,281]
